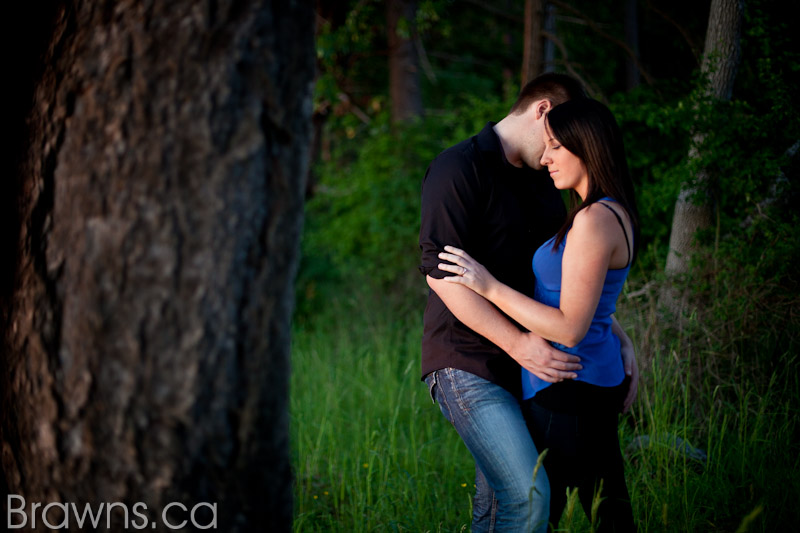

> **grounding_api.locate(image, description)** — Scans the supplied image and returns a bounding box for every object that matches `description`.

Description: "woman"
[437,98,639,532]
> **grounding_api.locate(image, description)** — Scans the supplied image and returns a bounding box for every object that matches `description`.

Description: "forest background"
[292,0,799,531]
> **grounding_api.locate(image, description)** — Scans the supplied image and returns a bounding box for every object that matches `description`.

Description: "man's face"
[520,119,547,170]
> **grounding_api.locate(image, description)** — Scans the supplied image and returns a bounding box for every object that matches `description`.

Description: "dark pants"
[523,398,636,532]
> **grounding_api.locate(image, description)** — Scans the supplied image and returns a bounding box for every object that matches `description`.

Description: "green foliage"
[315,0,386,107]
[293,1,800,529]
[297,97,509,318]
[609,88,691,256]
[607,1,799,269]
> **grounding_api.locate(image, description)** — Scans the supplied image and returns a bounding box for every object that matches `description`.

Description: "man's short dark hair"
[509,72,586,115]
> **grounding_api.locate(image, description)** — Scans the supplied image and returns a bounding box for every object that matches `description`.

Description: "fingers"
[437,251,458,263]
[443,245,467,257]
[437,262,470,285]
[542,346,582,368]
[555,370,579,380]
[622,387,634,413]
[622,361,639,412]
[536,356,581,372]
[527,367,579,383]
[439,246,477,271]
[534,373,560,384]
[438,251,468,268]
[622,382,637,413]
[550,351,582,365]
[437,262,463,274]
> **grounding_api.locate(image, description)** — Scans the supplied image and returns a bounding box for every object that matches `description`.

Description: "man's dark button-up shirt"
[419,122,566,396]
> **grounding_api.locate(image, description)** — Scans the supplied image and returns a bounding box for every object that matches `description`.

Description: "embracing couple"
[419,73,639,532]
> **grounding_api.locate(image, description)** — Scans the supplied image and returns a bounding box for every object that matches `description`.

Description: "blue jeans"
[425,368,550,533]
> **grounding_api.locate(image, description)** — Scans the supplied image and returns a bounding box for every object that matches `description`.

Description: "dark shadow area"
[1,0,62,512]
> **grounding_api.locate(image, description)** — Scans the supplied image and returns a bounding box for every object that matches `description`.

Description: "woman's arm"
[439,205,618,347]
[427,275,581,382]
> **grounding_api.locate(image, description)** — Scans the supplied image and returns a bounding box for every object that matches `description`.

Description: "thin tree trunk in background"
[698,0,744,102]
[543,2,557,73]
[1,1,314,531]
[502,0,517,98]
[387,0,423,122]
[522,0,545,83]
[665,0,744,278]
[624,0,641,90]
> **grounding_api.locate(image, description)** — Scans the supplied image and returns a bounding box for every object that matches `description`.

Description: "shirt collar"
[476,121,527,172]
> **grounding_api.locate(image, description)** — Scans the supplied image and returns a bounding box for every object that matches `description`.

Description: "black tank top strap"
[598,201,631,267]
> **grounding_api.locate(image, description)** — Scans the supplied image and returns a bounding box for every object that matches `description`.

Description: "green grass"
[290,284,800,531]
[624,349,800,532]
[291,297,473,531]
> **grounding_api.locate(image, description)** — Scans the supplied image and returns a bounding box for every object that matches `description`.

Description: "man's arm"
[428,275,581,383]
[612,315,638,412]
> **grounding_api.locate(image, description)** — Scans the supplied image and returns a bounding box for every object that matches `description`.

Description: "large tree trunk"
[387,0,423,122]
[665,0,743,277]
[1,1,314,531]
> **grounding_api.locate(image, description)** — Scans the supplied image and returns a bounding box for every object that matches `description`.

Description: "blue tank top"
[522,198,631,401]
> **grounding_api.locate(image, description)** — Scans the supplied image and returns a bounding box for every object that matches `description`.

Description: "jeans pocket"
[424,370,438,404]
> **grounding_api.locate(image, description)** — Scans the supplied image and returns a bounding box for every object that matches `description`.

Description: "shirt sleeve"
[418,148,484,279]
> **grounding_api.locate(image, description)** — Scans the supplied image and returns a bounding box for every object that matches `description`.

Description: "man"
[418,73,638,532]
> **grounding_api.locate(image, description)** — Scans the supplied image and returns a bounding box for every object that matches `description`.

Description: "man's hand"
[508,332,582,383]
[621,340,638,412]
[427,274,581,383]
[613,316,638,412]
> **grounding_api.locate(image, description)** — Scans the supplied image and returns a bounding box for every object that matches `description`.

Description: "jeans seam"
[489,494,498,532]
[445,367,471,415]
[438,369,457,425]
[433,368,550,532]
[426,370,438,404]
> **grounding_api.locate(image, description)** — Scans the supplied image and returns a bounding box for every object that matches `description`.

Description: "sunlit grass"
[290,283,800,531]
[291,298,473,532]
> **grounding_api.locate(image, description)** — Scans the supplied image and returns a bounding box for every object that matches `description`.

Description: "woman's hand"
[438,245,498,298]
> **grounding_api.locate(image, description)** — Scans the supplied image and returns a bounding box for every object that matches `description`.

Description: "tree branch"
[645,0,702,64]
[337,92,371,124]
[542,30,605,102]
[742,139,800,227]
[414,33,437,84]
[461,0,522,23]
[548,0,655,86]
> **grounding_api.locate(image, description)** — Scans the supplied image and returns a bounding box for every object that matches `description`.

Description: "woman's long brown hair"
[546,98,640,263]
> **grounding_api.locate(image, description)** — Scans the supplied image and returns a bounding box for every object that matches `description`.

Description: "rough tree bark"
[1,1,314,531]
[387,0,423,122]
[665,0,744,277]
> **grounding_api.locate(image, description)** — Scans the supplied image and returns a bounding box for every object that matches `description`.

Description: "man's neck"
[492,119,523,168]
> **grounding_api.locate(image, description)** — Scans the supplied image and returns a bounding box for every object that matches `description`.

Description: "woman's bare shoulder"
[574,202,619,229]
